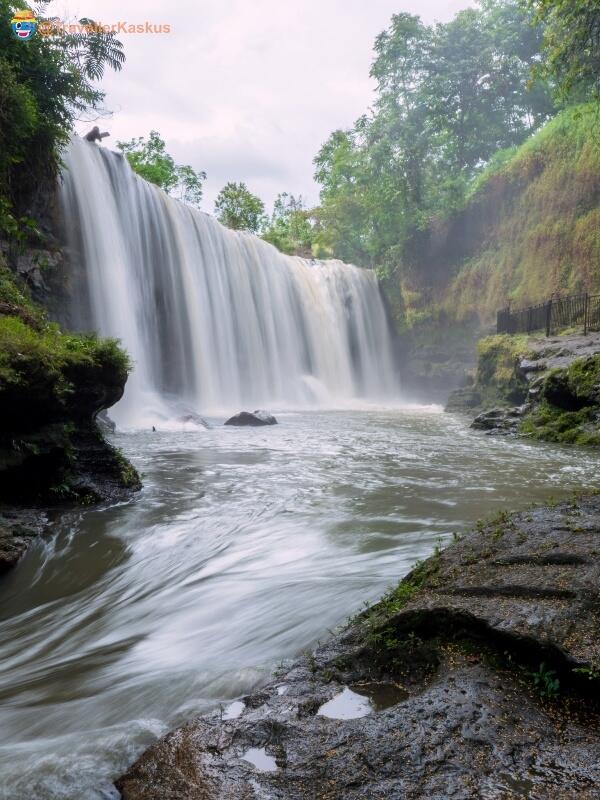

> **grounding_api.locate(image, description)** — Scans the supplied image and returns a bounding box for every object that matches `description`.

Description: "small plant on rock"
[526,661,560,699]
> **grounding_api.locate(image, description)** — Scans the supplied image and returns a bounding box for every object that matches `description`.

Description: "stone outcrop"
[0,508,48,573]
[117,495,600,800]
[0,245,141,571]
[224,410,278,427]
[447,331,600,445]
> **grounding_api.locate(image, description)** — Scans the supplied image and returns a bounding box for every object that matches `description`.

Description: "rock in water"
[224,410,278,427]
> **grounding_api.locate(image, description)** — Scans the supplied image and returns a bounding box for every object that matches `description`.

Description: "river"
[0,406,597,799]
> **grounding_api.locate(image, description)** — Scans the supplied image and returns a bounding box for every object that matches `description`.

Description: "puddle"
[350,681,409,711]
[242,747,278,772]
[222,700,245,720]
[317,683,408,720]
[317,687,372,720]
[277,685,288,696]
[488,773,534,798]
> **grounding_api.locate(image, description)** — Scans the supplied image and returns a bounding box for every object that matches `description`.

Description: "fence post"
[584,292,589,336]
[545,298,552,337]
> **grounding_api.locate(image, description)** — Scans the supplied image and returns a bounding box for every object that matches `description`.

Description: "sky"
[47,0,474,214]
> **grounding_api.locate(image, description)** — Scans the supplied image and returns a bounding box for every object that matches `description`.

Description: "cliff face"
[0,177,140,574]
[0,323,138,505]
[397,106,600,329]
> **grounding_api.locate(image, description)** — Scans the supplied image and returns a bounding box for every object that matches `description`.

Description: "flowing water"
[0,408,598,799]
[1,140,598,797]
[60,137,398,425]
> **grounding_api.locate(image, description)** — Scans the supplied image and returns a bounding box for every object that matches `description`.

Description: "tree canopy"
[530,0,600,102]
[117,131,206,206]
[214,182,265,232]
[0,0,125,235]
[261,193,315,256]
[313,0,555,272]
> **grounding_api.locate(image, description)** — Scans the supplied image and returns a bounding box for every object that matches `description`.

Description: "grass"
[354,549,442,645]
[0,315,129,388]
[397,104,600,326]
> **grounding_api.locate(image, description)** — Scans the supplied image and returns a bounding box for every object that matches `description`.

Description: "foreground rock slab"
[117,496,600,800]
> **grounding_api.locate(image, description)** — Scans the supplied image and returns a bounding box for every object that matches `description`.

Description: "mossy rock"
[518,355,600,446]
[541,355,600,411]
[0,265,139,503]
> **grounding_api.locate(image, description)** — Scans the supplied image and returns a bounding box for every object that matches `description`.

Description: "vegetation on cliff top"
[0,261,138,501]
[0,314,130,397]
[117,131,206,207]
[0,0,125,236]
[442,106,600,323]
[305,0,600,332]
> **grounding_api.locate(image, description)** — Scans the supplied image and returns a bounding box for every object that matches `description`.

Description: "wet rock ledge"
[117,495,600,800]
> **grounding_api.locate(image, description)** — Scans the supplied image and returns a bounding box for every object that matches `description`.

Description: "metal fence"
[497,293,600,336]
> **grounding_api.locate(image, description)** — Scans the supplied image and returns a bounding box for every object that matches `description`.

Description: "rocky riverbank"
[447,331,600,445]
[117,494,600,799]
[0,244,141,572]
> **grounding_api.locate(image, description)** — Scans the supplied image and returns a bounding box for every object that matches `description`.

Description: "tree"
[0,0,125,233]
[529,0,600,102]
[214,182,265,232]
[262,193,314,255]
[313,0,555,271]
[116,131,206,206]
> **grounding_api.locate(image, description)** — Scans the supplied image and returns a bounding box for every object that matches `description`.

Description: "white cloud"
[48,0,474,212]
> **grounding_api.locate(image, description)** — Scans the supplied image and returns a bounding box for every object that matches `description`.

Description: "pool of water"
[0,406,597,799]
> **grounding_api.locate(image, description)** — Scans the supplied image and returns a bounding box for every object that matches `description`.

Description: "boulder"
[471,404,528,435]
[224,410,278,427]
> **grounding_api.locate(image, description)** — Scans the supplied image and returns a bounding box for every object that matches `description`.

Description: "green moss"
[456,334,533,410]
[519,404,600,446]
[396,105,600,326]
[0,314,131,396]
[553,354,600,404]
[477,335,531,384]
[112,446,141,489]
[356,548,442,635]
[518,355,600,446]
[0,264,139,501]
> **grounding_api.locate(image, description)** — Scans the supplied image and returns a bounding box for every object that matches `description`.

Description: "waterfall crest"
[59,137,399,424]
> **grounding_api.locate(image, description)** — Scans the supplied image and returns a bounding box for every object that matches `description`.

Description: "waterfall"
[59,136,400,425]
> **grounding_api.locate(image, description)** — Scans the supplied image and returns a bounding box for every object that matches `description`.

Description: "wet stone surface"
[117,495,600,800]
[0,508,48,573]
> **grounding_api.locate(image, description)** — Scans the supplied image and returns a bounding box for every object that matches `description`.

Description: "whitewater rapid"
[59,138,399,425]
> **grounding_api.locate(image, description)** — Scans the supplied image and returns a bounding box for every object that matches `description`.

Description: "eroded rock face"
[447,331,600,445]
[0,509,47,573]
[470,404,529,435]
[224,410,278,427]
[116,496,600,800]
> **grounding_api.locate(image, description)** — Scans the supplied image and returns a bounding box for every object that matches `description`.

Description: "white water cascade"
[59,136,400,425]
